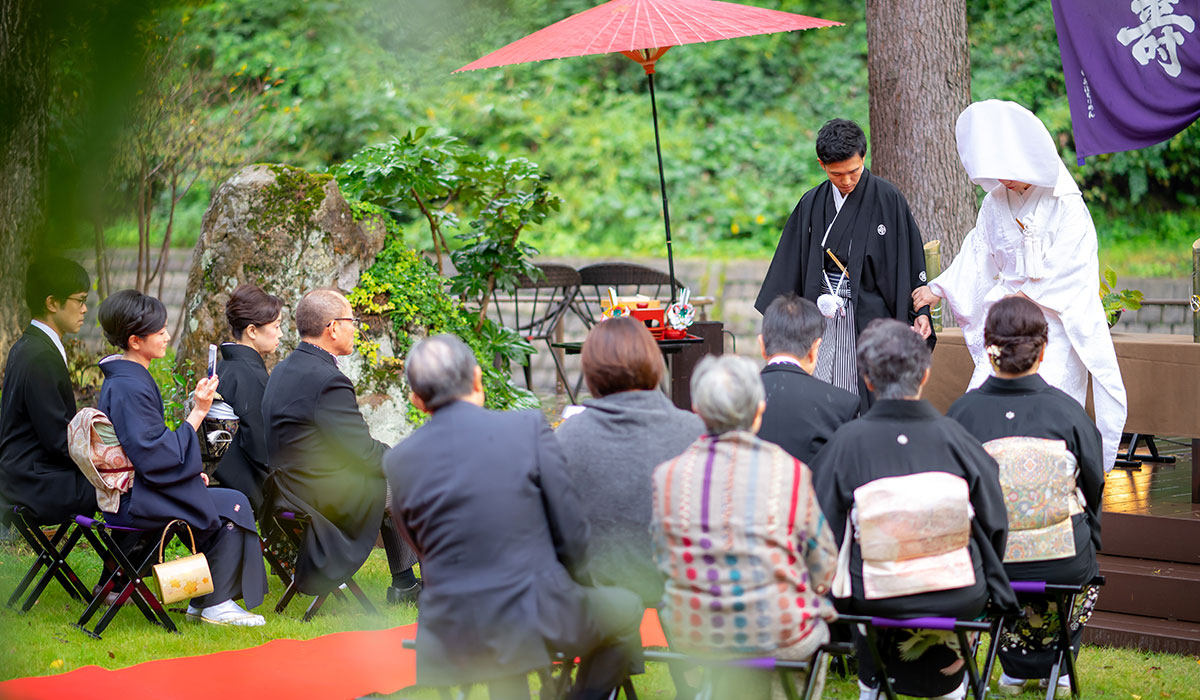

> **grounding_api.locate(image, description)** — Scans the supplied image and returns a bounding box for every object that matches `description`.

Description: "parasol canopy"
[456,0,842,301]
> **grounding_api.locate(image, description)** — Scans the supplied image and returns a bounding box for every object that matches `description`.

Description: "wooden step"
[1101,511,1200,564]
[1096,554,1200,622]
[1083,610,1200,656]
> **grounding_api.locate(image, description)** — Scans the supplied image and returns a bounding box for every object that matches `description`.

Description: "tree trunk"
[866,0,976,293]
[0,0,49,375]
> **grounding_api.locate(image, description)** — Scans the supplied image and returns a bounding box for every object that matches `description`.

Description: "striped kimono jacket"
[651,430,838,658]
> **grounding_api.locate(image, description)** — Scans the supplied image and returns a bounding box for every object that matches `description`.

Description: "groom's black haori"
[756,168,934,408]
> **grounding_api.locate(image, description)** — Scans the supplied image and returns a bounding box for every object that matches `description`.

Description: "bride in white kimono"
[912,99,1127,471]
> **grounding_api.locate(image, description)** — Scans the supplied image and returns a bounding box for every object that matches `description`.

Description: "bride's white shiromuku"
[929,100,1127,471]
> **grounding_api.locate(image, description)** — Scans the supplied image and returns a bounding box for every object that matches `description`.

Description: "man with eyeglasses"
[0,257,97,523]
[262,288,420,604]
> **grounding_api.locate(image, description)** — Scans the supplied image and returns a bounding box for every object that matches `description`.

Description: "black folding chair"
[836,613,999,700]
[263,509,377,621]
[982,577,1105,700]
[72,515,190,639]
[571,262,684,329]
[490,262,582,403]
[640,645,848,700]
[3,505,92,612]
[399,639,851,700]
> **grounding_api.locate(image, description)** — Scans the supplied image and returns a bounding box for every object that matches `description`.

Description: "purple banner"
[1051,0,1200,164]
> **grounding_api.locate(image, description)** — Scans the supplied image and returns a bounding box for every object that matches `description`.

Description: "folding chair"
[490,262,582,403]
[571,262,684,330]
[982,577,1105,700]
[3,505,92,612]
[263,509,377,621]
[400,638,563,700]
[72,515,189,639]
[836,614,998,700]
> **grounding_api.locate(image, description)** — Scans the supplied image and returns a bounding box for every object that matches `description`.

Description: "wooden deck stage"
[1087,437,1200,655]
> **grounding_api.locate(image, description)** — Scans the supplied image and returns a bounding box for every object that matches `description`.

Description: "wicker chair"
[490,263,582,402]
[572,262,684,329]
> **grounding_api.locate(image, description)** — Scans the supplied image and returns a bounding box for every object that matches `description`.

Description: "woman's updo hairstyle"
[983,295,1048,374]
[225,283,283,340]
[98,289,169,350]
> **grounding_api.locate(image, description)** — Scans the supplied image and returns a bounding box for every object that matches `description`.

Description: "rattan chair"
[490,262,582,403]
[571,262,684,329]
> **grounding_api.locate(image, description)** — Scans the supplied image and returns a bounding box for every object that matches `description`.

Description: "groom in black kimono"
[756,118,932,410]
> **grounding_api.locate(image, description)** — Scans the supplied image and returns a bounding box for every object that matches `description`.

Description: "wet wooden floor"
[1103,436,1200,519]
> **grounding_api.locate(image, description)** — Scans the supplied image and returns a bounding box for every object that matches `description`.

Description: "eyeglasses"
[65,294,88,305]
[326,317,361,328]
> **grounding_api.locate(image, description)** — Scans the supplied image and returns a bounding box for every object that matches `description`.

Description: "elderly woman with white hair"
[812,319,1016,700]
[911,99,1126,472]
[650,355,839,700]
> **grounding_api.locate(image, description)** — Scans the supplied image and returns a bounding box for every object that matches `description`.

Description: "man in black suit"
[757,293,859,464]
[261,288,418,602]
[386,335,642,700]
[0,257,96,523]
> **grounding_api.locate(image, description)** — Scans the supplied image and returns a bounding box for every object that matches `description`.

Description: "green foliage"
[1099,266,1145,327]
[61,0,1199,276]
[145,347,193,431]
[334,130,562,331]
[346,208,538,416]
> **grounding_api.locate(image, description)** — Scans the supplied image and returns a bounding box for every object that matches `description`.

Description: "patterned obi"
[838,471,975,600]
[983,436,1082,563]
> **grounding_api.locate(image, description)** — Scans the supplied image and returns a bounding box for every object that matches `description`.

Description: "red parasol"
[456,0,842,301]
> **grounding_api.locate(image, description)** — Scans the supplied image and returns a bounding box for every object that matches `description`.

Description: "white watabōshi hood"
[955,99,1080,198]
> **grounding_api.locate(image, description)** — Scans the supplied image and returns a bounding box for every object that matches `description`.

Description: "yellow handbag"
[151,520,214,604]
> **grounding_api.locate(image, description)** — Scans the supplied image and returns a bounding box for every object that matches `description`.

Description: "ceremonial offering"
[665,288,695,328]
[630,301,665,338]
[601,287,630,319]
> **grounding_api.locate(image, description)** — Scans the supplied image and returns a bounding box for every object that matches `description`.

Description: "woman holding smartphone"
[98,289,268,627]
[214,284,284,514]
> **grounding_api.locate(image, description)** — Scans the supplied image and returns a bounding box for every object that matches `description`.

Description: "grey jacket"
[555,390,704,604]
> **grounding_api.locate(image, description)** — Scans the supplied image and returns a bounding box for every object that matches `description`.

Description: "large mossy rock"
[176,163,412,443]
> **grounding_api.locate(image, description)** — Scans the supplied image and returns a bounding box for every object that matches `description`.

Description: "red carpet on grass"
[0,611,668,700]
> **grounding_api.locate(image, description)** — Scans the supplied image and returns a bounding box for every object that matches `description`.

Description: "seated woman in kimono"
[213,283,284,514]
[97,289,268,627]
[947,296,1103,697]
[813,319,1015,700]
[651,355,839,700]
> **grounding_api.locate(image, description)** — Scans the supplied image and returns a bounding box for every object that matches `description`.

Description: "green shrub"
[347,205,539,421]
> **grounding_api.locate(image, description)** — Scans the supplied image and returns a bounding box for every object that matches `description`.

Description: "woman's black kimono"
[98,357,267,610]
[947,374,1104,680]
[213,343,271,514]
[812,399,1016,697]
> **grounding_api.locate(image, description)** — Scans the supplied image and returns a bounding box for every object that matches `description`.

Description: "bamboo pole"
[923,240,943,332]
[1192,238,1199,343]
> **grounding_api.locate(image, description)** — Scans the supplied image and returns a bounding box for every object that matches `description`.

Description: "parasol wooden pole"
[647,71,677,304]
[623,47,678,304]
[923,239,943,332]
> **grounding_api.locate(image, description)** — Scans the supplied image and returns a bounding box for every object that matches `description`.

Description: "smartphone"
[207,343,218,379]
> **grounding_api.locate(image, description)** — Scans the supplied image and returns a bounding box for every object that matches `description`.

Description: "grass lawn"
[1,539,1197,698]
